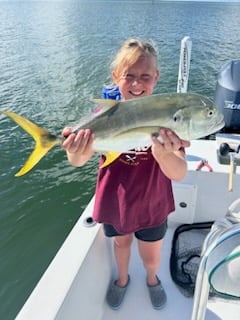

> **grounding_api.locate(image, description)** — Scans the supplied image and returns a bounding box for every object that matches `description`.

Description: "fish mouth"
[215,114,225,131]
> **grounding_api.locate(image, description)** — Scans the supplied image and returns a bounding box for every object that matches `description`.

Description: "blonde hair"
[111,38,159,78]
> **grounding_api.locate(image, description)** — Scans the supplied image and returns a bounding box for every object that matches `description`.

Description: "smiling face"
[112,54,159,100]
[111,39,160,101]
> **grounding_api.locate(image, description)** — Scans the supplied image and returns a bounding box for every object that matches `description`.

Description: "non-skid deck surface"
[102,227,240,320]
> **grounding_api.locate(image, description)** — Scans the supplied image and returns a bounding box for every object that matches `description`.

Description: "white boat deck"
[16,137,240,320]
[101,224,240,320]
[16,211,240,320]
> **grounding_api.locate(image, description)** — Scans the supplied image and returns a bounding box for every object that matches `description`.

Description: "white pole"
[177,36,192,93]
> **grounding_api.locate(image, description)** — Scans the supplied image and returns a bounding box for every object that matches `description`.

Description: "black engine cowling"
[215,60,240,132]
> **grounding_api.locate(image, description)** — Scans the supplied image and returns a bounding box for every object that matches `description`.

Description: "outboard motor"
[215,60,240,133]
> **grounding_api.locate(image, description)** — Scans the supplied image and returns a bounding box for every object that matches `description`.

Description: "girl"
[62,38,190,310]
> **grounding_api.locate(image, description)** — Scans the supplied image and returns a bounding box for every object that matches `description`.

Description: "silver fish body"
[1,92,224,176]
[72,93,224,152]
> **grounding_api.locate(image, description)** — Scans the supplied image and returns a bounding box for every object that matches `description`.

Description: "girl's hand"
[62,128,94,154]
[61,128,95,166]
[151,128,190,158]
[151,128,190,181]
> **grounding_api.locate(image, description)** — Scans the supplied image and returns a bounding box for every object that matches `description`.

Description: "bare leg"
[106,234,133,309]
[113,234,133,286]
[138,239,163,285]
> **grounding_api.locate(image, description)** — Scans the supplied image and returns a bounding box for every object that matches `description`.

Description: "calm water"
[0,1,240,318]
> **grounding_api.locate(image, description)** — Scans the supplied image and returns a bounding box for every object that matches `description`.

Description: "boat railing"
[191,198,240,320]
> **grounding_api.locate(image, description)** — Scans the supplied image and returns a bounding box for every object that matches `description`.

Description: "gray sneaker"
[106,276,130,310]
[147,276,167,310]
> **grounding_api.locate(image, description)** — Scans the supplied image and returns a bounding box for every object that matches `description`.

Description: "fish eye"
[207,109,215,117]
[173,114,182,122]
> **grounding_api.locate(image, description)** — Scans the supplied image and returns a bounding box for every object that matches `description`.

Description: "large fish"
[1,93,224,176]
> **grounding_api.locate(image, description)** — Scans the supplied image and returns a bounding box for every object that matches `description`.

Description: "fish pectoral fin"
[100,151,121,169]
[113,126,161,140]
[117,126,161,135]
[1,110,59,176]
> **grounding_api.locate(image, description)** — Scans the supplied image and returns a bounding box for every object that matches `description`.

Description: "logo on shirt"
[119,146,150,166]
[125,155,136,163]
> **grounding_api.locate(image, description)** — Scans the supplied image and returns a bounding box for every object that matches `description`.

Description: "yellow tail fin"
[1,111,60,176]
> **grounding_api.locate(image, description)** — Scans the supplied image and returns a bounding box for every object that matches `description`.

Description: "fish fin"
[93,99,119,108]
[1,110,59,176]
[115,126,161,136]
[15,139,57,176]
[100,151,121,168]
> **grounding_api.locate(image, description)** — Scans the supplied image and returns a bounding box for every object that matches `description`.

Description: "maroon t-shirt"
[92,147,175,234]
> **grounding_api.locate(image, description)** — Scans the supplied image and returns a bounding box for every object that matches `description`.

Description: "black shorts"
[103,220,168,242]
